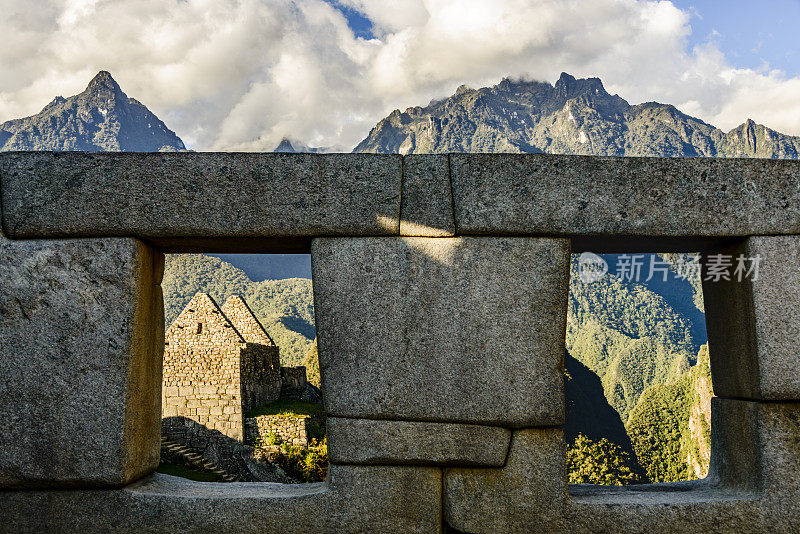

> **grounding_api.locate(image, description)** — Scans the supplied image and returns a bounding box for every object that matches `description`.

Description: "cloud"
[1,0,799,150]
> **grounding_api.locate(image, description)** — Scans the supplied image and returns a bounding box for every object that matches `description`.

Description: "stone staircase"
[160,437,238,482]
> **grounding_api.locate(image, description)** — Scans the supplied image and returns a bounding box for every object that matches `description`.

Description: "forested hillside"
[627,345,712,482]
[566,253,711,483]
[567,255,702,422]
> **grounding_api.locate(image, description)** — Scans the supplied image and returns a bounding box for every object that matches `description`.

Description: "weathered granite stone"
[703,236,800,399]
[0,152,402,243]
[450,154,800,237]
[444,428,566,533]
[0,234,163,488]
[751,400,800,532]
[0,465,441,533]
[400,154,455,236]
[566,483,763,533]
[327,418,511,466]
[312,236,569,427]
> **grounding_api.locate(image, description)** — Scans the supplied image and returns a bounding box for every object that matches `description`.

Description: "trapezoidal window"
[158,252,325,483]
[565,252,711,486]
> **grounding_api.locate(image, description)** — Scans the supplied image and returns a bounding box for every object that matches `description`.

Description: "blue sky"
[324,1,375,40]
[673,0,800,76]
[328,0,800,77]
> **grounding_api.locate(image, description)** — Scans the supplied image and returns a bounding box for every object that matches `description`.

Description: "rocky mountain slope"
[0,71,185,152]
[354,72,800,158]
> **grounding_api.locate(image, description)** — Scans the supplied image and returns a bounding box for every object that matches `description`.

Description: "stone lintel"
[0,152,402,240]
[400,154,455,236]
[450,153,800,237]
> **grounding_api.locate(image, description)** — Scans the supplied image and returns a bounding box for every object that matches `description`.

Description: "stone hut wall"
[162,294,246,440]
[245,415,313,448]
[280,366,308,400]
[240,343,282,413]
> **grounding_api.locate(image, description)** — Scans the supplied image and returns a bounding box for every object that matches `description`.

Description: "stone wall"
[241,344,281,413]
[245,414,321,448]
[161,418,287,482]
[279,366,308,400]
[162,293,247,440]
[162,293,283,442]
[4,153,800,533]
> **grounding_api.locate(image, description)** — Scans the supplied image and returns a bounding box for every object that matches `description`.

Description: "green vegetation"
[162,254,315,365]
[156,462,223,482]
[567,257,698,422]
[270,439,328,483]
[246,399,325,419]
[566,434,644,485]
[302,340,321,388]
[625,345,712,483]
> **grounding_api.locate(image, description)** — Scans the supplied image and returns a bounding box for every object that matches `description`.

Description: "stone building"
[162,292,282,441]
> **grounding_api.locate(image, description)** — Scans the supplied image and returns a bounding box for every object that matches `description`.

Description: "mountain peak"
[274,138,297,152]
[554,72,607,100]
[0,71,185,152]
[557,72,577,85]
[86,70,121,93]
[455,84,473,95]
[272,137,328,153]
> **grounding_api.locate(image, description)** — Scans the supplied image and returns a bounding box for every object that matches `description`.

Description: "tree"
[566,434,644,485]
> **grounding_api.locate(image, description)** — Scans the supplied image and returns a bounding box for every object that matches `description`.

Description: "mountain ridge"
[354,72,800,158]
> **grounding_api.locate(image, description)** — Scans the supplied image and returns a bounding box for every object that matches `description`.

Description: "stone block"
[703,236,800,399]
[746,400,800,531]
[450,153,800,237]
[312,236,569,427]
[327,418,511,466]
[400,154,455,236]
[566,483,762,533]
[0,152,402,246]
[0,465,441,532]
[0,235,163,488]
[444,428,566,533]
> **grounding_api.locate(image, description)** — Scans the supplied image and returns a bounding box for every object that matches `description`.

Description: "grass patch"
[246,399,324,419]
[156,462,223,482]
